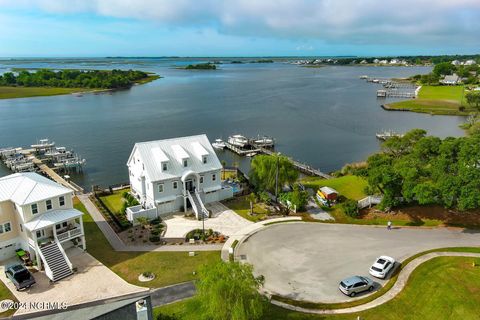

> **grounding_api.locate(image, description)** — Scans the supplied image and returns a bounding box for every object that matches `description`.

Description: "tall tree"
[186,261,265,320]
[250,154,298,194]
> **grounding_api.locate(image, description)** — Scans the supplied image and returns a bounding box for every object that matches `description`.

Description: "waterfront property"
[126,134,233,222]
[0,172,86,282]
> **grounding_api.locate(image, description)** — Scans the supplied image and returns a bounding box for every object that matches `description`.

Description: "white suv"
[369,256,395,279]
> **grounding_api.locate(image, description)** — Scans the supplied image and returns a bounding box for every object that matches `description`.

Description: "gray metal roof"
[24,208,83,231]
[0,172,72,205]
[128,134,222,182]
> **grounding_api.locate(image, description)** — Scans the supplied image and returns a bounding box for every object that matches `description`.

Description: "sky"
[0,0,479,57]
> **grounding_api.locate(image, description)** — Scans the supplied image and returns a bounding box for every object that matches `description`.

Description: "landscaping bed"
[93,188,134,230]
[223,195,283,222]
[74,198,220,288]
[118,218,165,245]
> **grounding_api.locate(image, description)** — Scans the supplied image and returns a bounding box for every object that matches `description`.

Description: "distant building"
[126,134,233,222]
[441,73,460,85]
[465,60,477,66]
[390,59,399,64]
[379,60,388,64]
[373,59,380,64]
[360,60,368,64]
[451,60,461,66]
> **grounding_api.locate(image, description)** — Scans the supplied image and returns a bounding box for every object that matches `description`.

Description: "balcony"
[56,225,83,242]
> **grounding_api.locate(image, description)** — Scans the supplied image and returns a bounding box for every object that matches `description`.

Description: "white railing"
[195,190,209,218]
[56,226,82,242]
[358,195,383,209]
[55,240,73,271]
[187,191,200,219]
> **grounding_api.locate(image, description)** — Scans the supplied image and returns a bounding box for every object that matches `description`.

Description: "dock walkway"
[32,156,83,193]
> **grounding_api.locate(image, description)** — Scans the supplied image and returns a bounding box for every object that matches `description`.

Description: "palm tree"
[247,193,256,214]
[136,216,150,229]
[221,160,227,180]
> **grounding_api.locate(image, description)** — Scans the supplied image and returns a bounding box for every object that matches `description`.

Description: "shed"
[319,186,338,200]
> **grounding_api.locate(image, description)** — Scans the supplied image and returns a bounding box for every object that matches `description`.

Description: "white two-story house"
[126,134,233,222]
[0,172,86,282]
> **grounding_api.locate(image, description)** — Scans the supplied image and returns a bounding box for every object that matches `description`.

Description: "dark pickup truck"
[5,264,36,291]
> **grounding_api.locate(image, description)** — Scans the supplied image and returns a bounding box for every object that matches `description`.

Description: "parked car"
[5,264,36,291]
[339,276,374,297]
[369,256,396,279]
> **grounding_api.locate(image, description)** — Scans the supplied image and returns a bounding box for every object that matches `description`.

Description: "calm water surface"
[0,59,465,187]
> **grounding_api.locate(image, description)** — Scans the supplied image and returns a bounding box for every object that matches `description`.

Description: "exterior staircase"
[187,190,209,220]
[39,242,73,282]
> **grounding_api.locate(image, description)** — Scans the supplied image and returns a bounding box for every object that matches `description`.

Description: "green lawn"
[0,281,16,317]
[74,199,220,288]
[223,195,269,222]
[301,175,368,200]
[153,256,480,320]
[99,189,128,214]
[387,85,473,115]
[0,86,85,99]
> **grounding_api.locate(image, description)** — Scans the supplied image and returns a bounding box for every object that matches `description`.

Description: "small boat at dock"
[212,139,226,150]
[228,135,249,148]
[31,139,55,150]
[376,130,404,141]
[253,136,275,148]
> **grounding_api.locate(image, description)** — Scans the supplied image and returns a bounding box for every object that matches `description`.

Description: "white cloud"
[1,0,479,47]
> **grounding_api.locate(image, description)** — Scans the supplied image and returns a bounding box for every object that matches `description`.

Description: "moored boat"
[228,135,249,148]
[212,139,226,150]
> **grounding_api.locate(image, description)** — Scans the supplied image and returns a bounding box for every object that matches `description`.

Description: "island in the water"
[182,63,217,70]
[0,69,160,99]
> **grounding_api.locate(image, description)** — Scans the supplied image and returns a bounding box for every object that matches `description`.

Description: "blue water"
[0,58,465,187]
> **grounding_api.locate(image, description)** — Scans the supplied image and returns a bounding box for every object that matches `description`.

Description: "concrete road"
[236,223,480,303]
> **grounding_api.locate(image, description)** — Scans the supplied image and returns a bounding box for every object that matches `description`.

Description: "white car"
[369,256,395,279]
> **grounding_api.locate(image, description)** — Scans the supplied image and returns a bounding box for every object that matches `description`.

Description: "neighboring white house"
[126,134,233,222]
[441,74,460,85]
[0,172,86,282]
[451,60,461,66]
[464,60,477,66]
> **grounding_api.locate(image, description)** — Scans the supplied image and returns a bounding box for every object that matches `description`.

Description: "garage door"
[0,243,17,261]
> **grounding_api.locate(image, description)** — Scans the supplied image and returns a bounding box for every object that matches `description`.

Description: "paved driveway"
[164,202,252,238]
[0,247,147,316]
[236,223,480,303]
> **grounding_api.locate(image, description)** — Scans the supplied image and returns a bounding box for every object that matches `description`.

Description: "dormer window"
[59,196,65,207]
[212,174,216,181]
[31,203,38,215]
[162,162,168,171]
[203,156,207,164]
[183,159,188,167]
[158,184,164,193]
[46,199,52,210]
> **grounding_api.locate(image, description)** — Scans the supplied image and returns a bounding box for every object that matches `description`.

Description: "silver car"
[339,276,374,297]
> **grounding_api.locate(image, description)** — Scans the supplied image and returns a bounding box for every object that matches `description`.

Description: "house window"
[31,203,38,215]
[162,162,168,171]
[212,174,216,181]
[158,184,164,193]
[20,224,23,232]
[173,181,178,189]
[203,156,207,164]
[59,196,65,207]
[0,222,9,234]
[36,230,46,238]
[183,159,188,167]
[200,176,204,184]
[46,200,52,210]
[56,222,68,230]
[142,164,145,170]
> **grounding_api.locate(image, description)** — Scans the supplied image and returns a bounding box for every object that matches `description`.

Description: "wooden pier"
[257,147,332,179]
[377,89,415,98]
[32,156,83,193]
[225,142,260,156]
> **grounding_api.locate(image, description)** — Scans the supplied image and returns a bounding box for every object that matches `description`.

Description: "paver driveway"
[236,222,479,303]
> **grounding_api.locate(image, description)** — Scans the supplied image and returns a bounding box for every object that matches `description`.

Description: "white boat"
[212,139,226,150]
[228,135,249,148]
[31,139,55,149]
[246,152,257,157]
[376,130,404,141]
[254,136,274,147]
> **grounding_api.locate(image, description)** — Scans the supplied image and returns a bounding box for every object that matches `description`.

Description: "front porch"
[23,208,86,281]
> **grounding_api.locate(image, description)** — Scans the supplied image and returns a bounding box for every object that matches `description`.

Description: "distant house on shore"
[451,60,461,66]
[441,73,460,85]
[126,134,233,222]
[464,60,477,66]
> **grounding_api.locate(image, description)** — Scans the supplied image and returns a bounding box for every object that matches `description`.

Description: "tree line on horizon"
[0,69,150,89]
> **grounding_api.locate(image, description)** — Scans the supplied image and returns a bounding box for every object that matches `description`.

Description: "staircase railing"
[38,245,53,281]
[55,239,73,271]
[187,190,200,219]
[195,190,209,218]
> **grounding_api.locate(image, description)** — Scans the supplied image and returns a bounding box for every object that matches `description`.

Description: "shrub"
[151,229,160,236]
[149,236,160,242]
[342,199,359,218]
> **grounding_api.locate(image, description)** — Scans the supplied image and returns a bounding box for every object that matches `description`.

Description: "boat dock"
[258,147,332,179]
[377,89,416,98]
[0,139,85,193]
[221,134,331,179]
